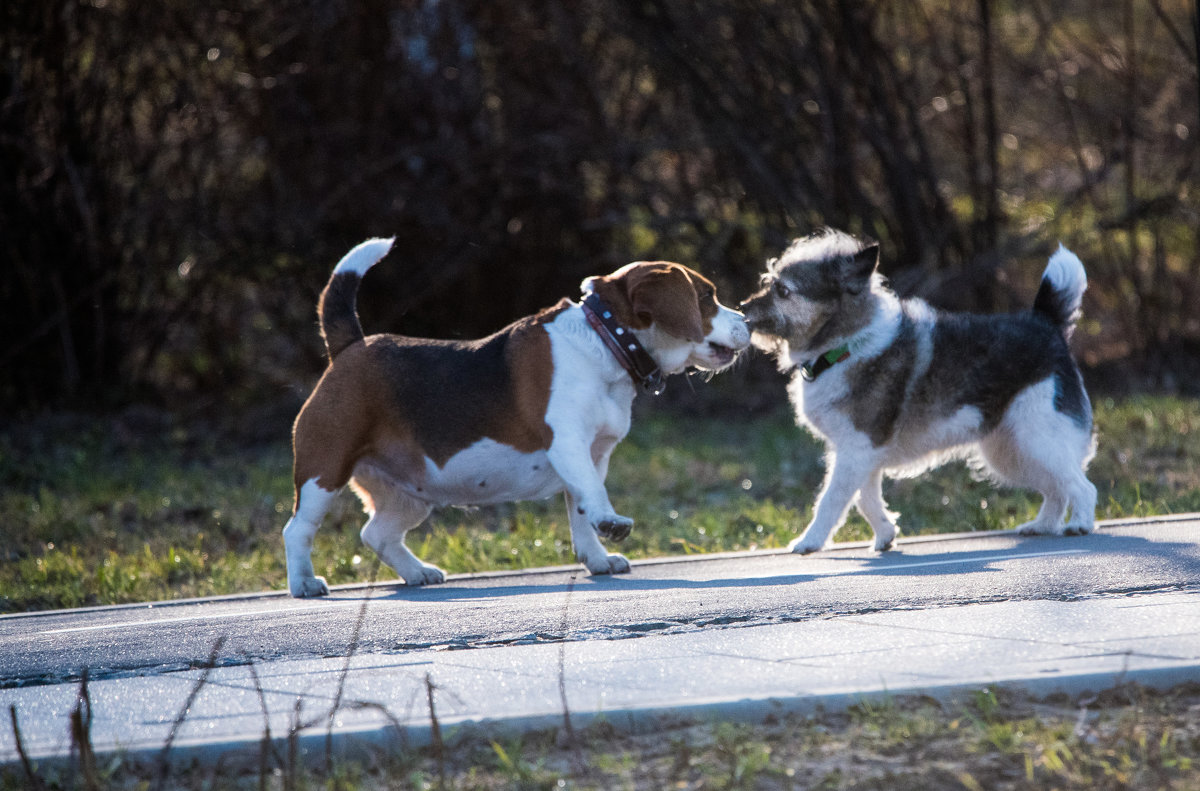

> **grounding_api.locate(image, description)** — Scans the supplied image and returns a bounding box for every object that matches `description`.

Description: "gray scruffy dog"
[740,228,1097,554]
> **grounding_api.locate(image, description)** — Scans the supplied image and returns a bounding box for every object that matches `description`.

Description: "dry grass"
[4,680,1198,789]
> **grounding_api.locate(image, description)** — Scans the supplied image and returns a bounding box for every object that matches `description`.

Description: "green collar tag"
[800,344,851,382]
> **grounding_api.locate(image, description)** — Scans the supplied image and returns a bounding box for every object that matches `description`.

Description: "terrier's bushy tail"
[1033,244,1087,340]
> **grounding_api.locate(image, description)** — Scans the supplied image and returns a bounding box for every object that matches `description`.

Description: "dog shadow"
[352,571,813,603]
[791,530,1200,579]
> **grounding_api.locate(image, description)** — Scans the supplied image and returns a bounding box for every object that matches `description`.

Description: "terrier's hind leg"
[1063,470,1097,536]
[1015,491,1070,536]
[977,378,1104,537]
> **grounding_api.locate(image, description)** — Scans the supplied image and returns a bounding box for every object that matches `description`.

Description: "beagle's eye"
[774,280,792,299]
[699,287,714,302]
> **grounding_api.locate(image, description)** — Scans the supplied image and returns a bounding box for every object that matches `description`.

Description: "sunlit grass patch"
[1091,395,1200,517]
[2,395,1199,612]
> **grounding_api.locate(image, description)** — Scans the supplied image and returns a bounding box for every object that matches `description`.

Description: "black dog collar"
[581,292,666,395]
[800,343,851,382]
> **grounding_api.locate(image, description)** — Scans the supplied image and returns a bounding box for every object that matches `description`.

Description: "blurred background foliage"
[2,0,1198,424]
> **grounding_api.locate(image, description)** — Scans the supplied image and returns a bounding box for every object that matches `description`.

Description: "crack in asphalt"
[379,582,1200,655]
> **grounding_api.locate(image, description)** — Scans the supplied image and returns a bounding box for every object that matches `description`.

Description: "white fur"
[333,237,395,276]
[544,306,638,574]
[1045,244,1087,320]
[635,303,751,375]
[783,296,910,554]
[788,372,1096,555]
[415,440,563,506]
[784,292,903,423]
[709,304,753,357]
[283,478,339,597]
[977,379,1097,535]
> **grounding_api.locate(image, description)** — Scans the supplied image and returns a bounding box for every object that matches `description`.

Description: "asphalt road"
[3,516,1198,690]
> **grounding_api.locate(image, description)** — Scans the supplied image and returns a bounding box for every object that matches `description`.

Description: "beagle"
[282,238,750,596]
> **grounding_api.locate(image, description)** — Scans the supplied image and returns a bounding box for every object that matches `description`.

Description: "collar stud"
[582,292,666,395]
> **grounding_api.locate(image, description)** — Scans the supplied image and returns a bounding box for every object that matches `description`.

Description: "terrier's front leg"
[855,468,900,551]
[790,453,871,554]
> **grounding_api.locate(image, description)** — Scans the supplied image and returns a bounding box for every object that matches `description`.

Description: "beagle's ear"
[627,264,706,343]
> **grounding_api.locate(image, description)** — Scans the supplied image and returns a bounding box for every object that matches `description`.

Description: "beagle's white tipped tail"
[333,237,395,276]
[320,237,395,361]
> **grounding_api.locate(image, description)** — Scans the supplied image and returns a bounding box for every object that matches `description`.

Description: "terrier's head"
[739,229,881,359]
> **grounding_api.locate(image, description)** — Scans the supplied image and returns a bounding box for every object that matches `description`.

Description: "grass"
[2,394,1200,613]
[2,397,1198,788]
[3,681,1198,789]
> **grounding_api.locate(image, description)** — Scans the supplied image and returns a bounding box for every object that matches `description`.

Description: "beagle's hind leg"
[351,474,443,586]
[283,479,340,597]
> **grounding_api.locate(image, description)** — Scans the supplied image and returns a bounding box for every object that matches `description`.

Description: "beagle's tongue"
[706,341,738,366]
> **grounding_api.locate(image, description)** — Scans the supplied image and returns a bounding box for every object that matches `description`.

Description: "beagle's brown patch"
[588,262,719,344]
[292,302,565,495]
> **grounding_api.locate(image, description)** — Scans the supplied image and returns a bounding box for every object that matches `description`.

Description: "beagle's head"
[582,261,750,375]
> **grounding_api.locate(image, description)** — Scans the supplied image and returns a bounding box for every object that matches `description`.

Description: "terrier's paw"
[1016,521,1060,536]
[584,552,631,575]
[596,515,634,542]
[788,534,827,555]
[873,525,899,552]
[1063,523,1094,537]
[403,563,447,586]
[290,575,331,598]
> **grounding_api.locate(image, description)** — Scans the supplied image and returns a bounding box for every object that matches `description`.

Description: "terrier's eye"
[774,281,792,299]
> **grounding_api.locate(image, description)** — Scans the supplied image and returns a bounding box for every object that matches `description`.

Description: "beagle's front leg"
[547,434,632,575]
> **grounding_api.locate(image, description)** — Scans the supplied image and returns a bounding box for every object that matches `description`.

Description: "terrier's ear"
[843,244,879,295]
